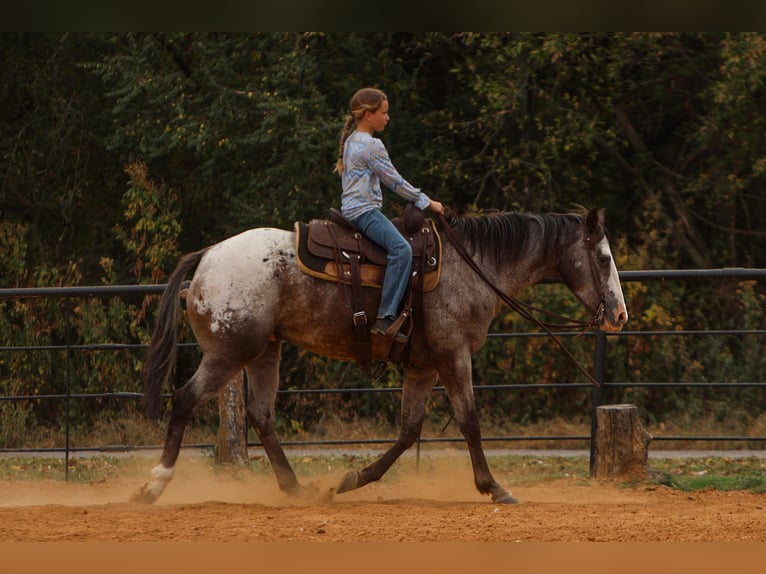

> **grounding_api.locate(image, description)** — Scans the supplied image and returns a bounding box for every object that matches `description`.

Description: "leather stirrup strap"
[325,222,352,309]
[349,254,371,368]
[326,222,371,370]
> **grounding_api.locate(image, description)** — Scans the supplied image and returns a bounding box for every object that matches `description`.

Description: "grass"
[647,456,766,493]
[0,454,149,482]
[1,452,764,494]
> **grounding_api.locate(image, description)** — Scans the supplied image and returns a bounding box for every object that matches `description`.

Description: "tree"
[0,33,125,283]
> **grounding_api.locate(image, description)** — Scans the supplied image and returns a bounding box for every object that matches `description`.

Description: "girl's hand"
[429,200,445,216]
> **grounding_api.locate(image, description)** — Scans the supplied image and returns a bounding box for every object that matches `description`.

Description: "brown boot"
[370,317,408,344]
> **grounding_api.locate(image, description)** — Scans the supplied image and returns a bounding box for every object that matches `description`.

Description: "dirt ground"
[0,456,764,543]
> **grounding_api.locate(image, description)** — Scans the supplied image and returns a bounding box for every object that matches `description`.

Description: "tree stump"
[592,404,652,480]
[215,371,248,465]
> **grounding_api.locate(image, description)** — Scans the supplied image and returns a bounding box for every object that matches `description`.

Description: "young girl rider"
[335,87,445,340]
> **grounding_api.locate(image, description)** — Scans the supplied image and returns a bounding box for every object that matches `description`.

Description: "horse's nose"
[616,311,628,326]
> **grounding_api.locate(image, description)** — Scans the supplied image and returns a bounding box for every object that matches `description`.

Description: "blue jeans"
[349,209,412,319]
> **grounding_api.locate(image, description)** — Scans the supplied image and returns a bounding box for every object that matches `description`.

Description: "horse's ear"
[586,208,605,236]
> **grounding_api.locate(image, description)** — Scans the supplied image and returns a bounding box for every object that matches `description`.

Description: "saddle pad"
[294,220,442,292]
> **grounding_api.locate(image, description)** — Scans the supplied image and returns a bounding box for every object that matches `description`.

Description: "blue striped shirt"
[340,130,431,221]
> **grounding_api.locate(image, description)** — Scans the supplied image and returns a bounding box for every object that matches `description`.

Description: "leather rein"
[435,213,605,387]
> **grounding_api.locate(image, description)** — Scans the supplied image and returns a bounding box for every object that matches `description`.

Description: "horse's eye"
[598,254,611,267]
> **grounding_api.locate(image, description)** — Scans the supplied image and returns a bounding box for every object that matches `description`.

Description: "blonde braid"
[334,115,356,175]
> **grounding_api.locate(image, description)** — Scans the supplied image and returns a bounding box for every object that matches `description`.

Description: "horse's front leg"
[439,354,518,504]
[245,341,303,495]
[336,366,438,495]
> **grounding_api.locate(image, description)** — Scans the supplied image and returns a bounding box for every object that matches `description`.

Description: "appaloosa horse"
[133,207,627,504]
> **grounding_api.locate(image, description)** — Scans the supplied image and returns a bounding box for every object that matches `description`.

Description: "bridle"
[583,231,607,328]
[435,212,607,386]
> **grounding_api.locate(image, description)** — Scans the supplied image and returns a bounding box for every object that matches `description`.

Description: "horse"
[132,207,628,505]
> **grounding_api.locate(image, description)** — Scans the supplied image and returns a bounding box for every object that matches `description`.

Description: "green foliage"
[0,33,125,280]
[116,161,181,284]
[0,159,184,441]
[88,33,344,242]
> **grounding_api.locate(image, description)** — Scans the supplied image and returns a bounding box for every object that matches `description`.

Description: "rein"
[435,213,603,387]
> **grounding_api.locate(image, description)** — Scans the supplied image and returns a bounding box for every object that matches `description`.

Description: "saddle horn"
[402,202,425,235]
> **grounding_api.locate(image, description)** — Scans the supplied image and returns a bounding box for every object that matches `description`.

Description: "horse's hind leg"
[132,356,240,504]
[336,366,438,495]
[244,341,302,495]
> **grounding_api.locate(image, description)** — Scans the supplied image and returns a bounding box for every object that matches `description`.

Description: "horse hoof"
[492,491,519,504]
[336,470,359,494]
[129,485,157,505]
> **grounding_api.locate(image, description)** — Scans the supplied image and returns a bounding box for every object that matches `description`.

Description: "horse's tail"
[141,248,207,421]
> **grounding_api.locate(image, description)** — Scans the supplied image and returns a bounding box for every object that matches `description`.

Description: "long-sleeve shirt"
[340,130,431,221]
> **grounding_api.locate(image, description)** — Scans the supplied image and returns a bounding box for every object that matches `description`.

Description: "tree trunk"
[592,404,652,480]
[215,371,248,465]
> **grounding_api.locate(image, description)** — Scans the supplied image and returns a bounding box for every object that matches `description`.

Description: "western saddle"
[295,204,442,374]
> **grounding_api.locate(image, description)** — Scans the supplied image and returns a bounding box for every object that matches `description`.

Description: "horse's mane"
[447,210,585,267]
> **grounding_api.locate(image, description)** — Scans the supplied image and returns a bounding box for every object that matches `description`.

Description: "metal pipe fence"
[1,268,765,478]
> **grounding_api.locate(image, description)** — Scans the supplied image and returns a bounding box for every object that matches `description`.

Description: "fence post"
[215,370,248,465]
[589,331,606,476]
[64,302,72,482]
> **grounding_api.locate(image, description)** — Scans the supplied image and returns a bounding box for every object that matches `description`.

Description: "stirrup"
[371,318,408,344]
[368,361,388,380]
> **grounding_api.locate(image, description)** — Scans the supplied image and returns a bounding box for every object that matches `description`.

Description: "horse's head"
[560,208,628,333]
